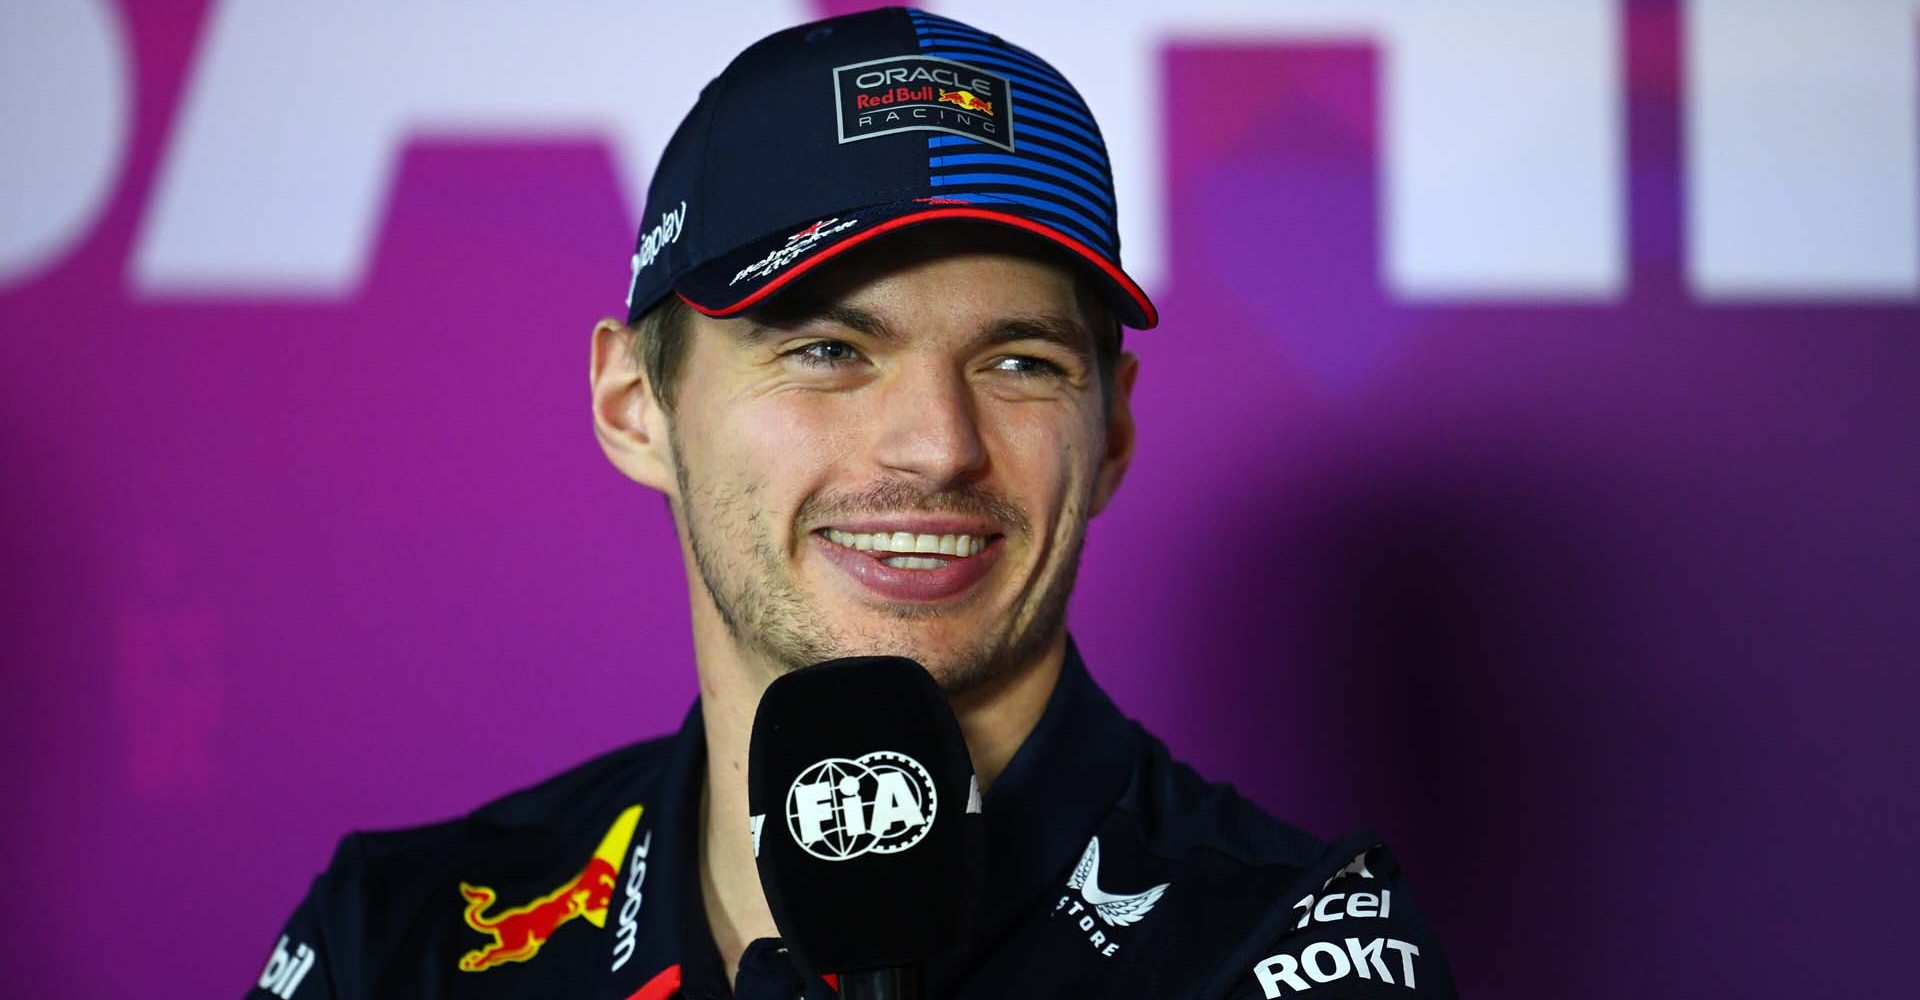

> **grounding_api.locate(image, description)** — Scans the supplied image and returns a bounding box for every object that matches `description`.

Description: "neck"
[694,658,774,987]
[690,615,1068,985]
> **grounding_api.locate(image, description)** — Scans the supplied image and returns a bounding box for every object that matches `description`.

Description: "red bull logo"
[938,89,994,115]
[457,804,643,972]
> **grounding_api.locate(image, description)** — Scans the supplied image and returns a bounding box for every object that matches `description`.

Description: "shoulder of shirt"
[1116,723,1327,873]
[264,734,678,997]
[326,730,678,879]
[1107,727,1456,998]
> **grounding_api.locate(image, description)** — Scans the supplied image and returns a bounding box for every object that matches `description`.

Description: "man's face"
[655,229,1136,694]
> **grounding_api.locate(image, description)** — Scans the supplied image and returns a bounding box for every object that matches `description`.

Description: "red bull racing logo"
[456,804,643,972]
[833,54,1014,152]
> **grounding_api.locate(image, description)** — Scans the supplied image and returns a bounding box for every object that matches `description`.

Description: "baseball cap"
[624,6,1157,330]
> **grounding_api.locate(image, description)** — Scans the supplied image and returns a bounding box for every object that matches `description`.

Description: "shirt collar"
[960,632,1141,955]
[624,698,709,993]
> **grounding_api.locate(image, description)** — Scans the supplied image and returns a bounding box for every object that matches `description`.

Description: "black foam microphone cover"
[747,656,984,980]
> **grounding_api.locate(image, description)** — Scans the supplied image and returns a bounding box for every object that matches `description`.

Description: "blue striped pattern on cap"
[908,9,1120,259]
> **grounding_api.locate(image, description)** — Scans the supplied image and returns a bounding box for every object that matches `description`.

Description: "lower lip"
[810,532,1004,603]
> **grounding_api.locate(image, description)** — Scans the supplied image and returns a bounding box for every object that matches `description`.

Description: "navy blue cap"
[624,6,1157,330]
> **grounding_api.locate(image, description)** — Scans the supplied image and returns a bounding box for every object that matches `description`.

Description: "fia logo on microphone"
[785,751,936,860]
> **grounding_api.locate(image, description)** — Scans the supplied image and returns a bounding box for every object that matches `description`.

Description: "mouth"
[810,528,1007,602]
[819,528,999,566]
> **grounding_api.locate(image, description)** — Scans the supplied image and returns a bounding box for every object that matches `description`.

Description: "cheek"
[993,404,1099,483]
[989,419,1098,536]
[715,397,853,488]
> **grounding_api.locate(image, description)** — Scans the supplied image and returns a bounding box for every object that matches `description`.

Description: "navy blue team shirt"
[247,634,1456,999]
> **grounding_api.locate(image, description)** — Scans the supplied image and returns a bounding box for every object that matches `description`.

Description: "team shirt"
[248,635,1456,999]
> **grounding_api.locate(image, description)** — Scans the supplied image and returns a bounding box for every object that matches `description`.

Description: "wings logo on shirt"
[456,804,643,972]
[1068,836,1169,927]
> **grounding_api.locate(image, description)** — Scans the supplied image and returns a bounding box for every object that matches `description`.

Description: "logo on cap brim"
[730,216,861,287]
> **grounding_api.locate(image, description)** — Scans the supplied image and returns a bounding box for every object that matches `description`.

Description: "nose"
[870,362,989,489]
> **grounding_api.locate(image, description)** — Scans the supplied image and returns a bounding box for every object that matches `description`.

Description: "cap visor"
[674,199,1157,330]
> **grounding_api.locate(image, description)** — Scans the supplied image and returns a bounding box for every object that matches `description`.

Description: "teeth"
[882,556,946,570]
[823,528,991,557]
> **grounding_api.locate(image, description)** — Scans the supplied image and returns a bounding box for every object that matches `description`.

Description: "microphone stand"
[837,965,924,1000]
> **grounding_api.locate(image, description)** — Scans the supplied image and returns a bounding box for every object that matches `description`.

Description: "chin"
[790,607,1027,689]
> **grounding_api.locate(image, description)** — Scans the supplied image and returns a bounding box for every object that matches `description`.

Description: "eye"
[785,340,864,369]
[991,355,1067,379]
[783,341,1067,380]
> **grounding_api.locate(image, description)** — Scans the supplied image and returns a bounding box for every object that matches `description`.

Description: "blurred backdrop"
[3,1,1917,997]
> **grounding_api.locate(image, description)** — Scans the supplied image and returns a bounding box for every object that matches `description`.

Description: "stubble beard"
[669,428,1085,696]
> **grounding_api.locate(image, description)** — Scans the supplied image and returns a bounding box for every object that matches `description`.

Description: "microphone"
[748,656,985,1000]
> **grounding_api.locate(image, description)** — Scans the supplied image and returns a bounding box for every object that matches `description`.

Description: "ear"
[1088,350,1139,518]
[590,317,678,497]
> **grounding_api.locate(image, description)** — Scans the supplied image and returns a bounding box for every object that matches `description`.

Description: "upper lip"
[816,518,1003,537]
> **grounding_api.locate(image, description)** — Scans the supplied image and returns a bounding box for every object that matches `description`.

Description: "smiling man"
[247,9,1452,1000]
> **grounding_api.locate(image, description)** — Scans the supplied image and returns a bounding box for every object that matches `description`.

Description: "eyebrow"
[742,303,1095,361]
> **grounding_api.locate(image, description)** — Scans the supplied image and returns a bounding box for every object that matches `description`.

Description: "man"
[248,9,1454,999]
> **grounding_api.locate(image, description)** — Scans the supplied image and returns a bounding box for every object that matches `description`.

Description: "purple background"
[3,1,1916,997]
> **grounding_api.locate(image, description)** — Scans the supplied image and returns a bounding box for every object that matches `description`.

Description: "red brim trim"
[676,207,1158,329]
